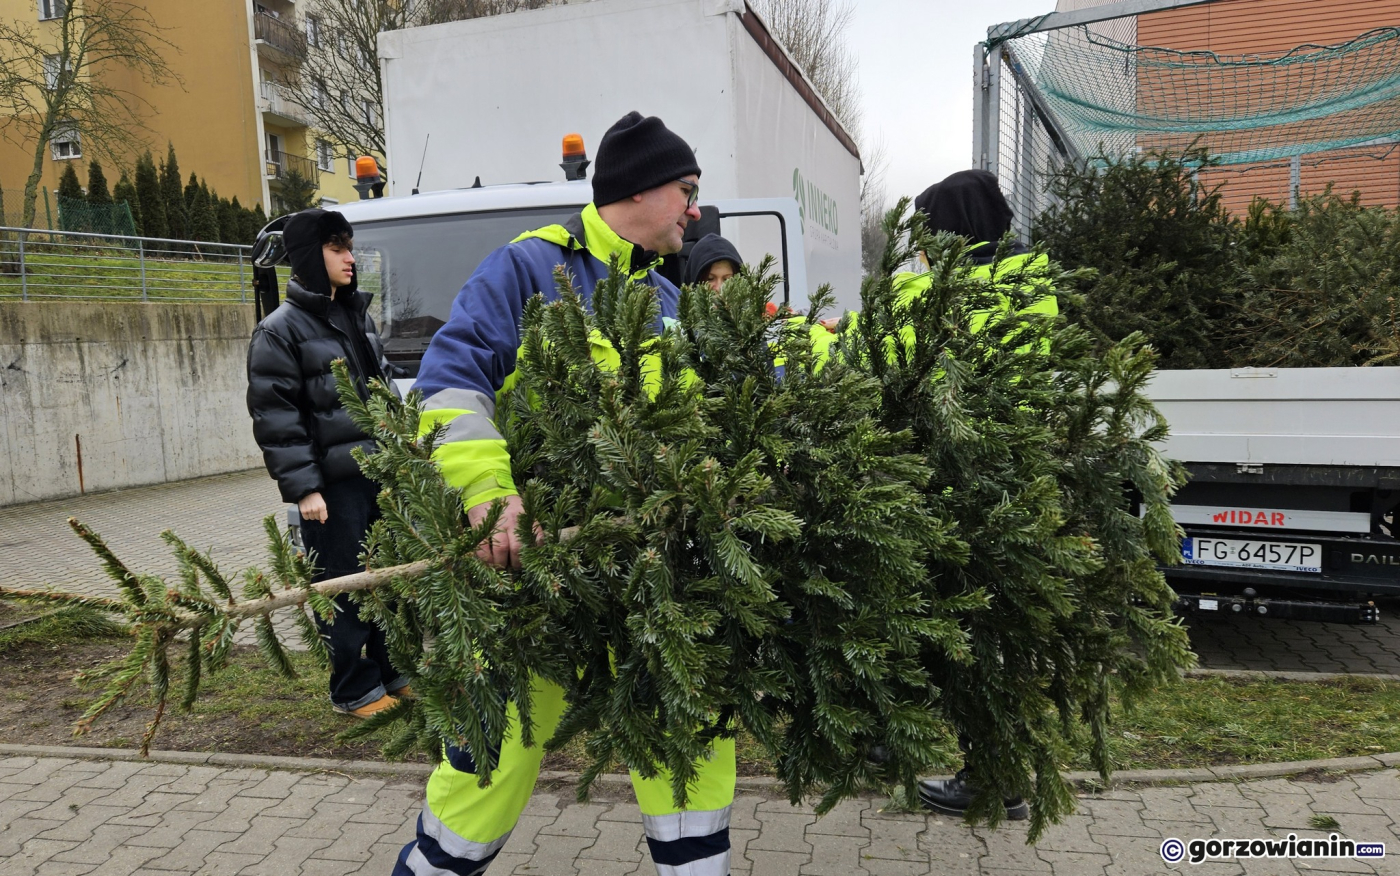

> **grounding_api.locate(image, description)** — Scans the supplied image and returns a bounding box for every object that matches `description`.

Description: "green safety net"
[1001,24,1400,165]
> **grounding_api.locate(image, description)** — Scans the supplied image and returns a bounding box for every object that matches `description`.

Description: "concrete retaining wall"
[0,302,262,506]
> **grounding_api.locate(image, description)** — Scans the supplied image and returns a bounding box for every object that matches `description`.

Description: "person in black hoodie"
[910,170,1045,823]
[246,208,408,718]
[683,232,743,291]
[911,169,1027,264]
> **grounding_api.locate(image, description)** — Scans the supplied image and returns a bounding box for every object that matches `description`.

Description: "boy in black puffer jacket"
[246,208,408,718]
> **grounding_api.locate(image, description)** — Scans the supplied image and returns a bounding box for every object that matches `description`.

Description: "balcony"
[254,12,305,61]
[265,149,320,188]
[259,81,309,126]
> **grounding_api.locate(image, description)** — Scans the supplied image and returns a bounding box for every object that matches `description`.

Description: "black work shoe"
[918,772,1029,821]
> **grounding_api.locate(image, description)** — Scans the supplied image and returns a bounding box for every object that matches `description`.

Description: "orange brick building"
[1130,0,1400,212]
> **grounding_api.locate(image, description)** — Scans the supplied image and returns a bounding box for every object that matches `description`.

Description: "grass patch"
[8,612,1400,772]
[0,248,248,301]
[0,605,126,652]
[1076,675,1400,771]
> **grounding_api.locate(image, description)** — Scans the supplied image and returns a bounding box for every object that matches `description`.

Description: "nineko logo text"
[792,168,838,238]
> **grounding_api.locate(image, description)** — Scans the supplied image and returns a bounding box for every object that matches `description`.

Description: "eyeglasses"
[674,178,700,209]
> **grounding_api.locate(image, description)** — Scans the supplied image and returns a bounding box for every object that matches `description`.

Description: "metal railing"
[265,148,321,187]
[260,81,310,125]
[0,226,252,303]
[254,12,306,59]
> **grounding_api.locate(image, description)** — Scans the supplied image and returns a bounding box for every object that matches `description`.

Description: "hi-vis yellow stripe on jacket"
[411,203,679,511]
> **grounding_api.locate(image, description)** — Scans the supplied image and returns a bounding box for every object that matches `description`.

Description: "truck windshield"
[350,206,579,372]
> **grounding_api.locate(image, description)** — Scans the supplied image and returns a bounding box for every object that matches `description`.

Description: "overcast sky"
[848,0,1056,206]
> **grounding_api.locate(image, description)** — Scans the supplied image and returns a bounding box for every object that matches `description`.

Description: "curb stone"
[2,742,1394,793]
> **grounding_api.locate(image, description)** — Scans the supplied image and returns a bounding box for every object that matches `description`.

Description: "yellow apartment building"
[0,0,370,230]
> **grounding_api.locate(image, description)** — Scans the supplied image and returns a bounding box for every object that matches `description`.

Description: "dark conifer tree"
[215,196,236,244]
[56,163,84,202]
[86,161,112,205]
[248,202,268,242]
[112,171,139,235]
[183,171,200,223]
[226,196,248,244]
[159,143,186,241]
[133,151,166,239]
[188,179,219,243]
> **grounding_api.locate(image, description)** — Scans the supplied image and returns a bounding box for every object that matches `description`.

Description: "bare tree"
[751,0,881,275]
[750,0,861,133]
[859,135,889,277]
[281,0,550,176]
[0,1,178,228]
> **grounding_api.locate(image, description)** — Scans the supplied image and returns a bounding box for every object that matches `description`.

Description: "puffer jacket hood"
[246,279,386,503]
[684,233,743,286]
[283,208,356,296]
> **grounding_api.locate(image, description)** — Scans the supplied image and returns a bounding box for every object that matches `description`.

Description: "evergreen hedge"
[1034,147,1400,369]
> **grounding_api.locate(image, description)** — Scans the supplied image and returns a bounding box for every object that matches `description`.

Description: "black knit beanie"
[592,111,701,206]
[283,208,355,296]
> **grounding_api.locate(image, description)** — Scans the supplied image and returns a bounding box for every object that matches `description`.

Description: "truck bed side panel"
[1149,367,1400,467]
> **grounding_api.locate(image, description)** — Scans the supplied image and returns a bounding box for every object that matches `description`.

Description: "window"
[316,139,335,172]
[50,122,80,160]
[305,14,322,48]
[42,54,64,89]
[312,78,328,111]
[266,132,282,172]
[39,0,64,20]
[360,98,377,127]
[347,156,357,175]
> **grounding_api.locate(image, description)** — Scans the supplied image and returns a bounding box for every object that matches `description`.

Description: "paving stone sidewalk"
[2,755,1398,875]
[0,471,292,645]
[4,469,1400,673]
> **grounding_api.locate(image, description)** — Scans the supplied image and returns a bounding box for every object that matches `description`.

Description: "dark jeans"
[299,475,407,710]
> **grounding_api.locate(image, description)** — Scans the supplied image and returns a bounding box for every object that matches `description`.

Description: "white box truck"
[376,0,863,312]
[1145,367,1400,623]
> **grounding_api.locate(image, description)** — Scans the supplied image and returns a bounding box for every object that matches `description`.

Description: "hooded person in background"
[245,208,409,719]
[903,170,1057,823]
[910,169,1026,264]
[683,232,743,291]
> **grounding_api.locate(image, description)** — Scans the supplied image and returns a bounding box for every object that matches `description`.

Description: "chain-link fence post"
[138,239,148,301]
[238,248,246,304]
[18,230,27,302]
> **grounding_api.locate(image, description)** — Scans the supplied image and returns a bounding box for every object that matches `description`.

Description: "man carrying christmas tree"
[904,169,1057,822]
[394,111,734,876]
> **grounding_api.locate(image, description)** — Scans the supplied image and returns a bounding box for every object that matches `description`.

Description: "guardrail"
[0,226,252,302]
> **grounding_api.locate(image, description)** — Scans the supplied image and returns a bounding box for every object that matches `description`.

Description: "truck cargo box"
[377,0,863,311]
[1146,367,1400,621]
